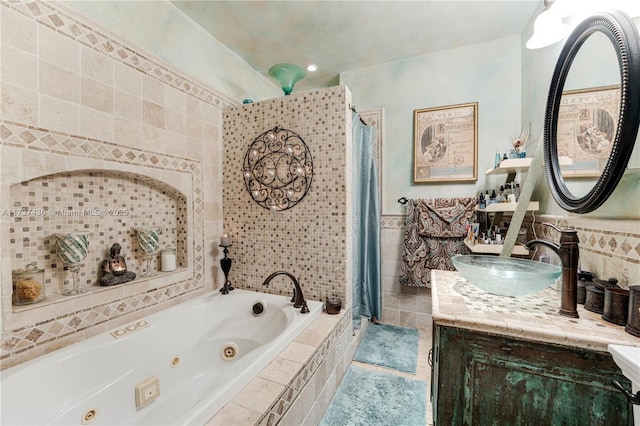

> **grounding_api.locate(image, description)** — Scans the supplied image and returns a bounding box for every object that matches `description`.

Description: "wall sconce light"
[268,63,306,95]
[526,0,571,49]
[527,0,640,50]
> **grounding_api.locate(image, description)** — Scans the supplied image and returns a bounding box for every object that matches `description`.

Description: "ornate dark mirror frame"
[544,10,640,213]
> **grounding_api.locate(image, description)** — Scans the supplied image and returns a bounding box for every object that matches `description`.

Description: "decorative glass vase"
[268,63,306,96]
[55,232,90,295]
[135,227,160,277]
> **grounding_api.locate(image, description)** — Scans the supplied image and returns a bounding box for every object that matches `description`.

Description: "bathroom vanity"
[431,270,639,425]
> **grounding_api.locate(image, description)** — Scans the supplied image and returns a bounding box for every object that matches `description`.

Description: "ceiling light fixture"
[306,64,318,72]
[526,0,572,49]
[268,63,306,96]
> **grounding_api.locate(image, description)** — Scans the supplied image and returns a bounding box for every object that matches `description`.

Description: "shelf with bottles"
[485,156,573,176]
[476,201,539,213]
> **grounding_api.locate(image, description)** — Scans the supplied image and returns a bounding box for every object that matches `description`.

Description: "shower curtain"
[352,111,381,329]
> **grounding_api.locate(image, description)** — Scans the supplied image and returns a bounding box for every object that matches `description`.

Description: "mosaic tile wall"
[8,171,187,293]
[222,87,351,304]
[1,0,231,368]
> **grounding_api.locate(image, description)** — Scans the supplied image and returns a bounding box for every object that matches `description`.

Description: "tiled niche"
[8,170,188,294]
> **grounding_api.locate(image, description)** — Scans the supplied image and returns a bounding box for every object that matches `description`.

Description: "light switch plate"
[135,375,160,408]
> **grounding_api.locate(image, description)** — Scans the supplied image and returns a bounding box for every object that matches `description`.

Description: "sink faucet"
[525,223,579,318]
[262,271,310,314]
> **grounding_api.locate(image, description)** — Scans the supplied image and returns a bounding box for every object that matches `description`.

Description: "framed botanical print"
[413,102,478,183]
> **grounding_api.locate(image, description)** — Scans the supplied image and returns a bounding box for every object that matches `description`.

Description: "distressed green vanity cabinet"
[431,326,632,425]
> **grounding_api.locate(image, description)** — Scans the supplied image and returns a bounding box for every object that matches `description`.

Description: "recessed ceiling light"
[306,64,318,72]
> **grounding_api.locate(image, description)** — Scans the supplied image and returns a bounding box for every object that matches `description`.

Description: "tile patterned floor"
[346,327,434,426]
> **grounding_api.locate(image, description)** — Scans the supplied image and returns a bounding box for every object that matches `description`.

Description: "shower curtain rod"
[349,104,367,125]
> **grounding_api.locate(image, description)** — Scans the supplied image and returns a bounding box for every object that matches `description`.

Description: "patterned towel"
[399,197,477,287]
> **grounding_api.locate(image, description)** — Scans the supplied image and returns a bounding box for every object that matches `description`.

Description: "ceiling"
[172,1,541,91]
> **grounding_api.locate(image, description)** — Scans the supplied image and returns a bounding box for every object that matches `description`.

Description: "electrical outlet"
[135,375,160,408]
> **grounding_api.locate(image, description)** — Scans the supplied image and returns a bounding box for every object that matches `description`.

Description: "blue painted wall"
[341,36,522,215]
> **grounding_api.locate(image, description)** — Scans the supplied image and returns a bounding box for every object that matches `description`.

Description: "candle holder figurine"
[100,243,136,286]
[219,235,234,294]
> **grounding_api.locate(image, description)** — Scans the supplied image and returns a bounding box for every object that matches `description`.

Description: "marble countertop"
[431,270,640,352]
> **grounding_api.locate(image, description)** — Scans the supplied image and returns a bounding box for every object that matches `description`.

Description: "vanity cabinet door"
[433,326,632,426]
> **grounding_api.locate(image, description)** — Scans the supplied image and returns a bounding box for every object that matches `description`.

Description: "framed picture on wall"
[558,85,620,177]
[413,102,478,183]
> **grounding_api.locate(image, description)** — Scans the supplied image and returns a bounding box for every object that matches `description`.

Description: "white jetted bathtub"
[1,289,322,425]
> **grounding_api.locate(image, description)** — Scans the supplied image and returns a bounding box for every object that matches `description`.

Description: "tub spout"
[262,271,309,314]
[525,223,579,318]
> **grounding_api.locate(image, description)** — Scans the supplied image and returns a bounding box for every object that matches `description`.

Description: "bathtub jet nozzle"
[262,271,310,314]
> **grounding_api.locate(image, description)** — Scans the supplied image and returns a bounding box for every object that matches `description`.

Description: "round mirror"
[559,31,620,199]
[544,10,640,213]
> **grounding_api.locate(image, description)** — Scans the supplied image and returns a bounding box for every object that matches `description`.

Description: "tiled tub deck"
[208,307,366,425]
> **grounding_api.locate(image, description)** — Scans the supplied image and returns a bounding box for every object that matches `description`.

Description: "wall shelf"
[464,239,529,256]
[467,154,561,257]
[477,201,539,213]
[485,156,573,176]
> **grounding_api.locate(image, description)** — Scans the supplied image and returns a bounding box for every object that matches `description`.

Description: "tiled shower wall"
[222,86,352,306]
[1,0,230,368]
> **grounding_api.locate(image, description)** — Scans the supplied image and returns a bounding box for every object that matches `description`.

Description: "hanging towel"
[399,197,477,287]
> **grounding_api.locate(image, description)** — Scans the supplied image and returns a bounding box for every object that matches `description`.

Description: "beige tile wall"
[381,216,432,330]
[0,0,231,368]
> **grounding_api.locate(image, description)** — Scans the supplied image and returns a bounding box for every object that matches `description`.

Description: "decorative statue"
[100,243,136,286]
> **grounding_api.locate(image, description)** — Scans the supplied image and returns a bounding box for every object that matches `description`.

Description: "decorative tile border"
[530,215,640,264]
[2,278,195,358]
[381,214,405,229]
[1,0,234,110]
